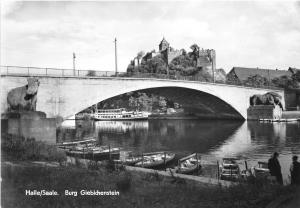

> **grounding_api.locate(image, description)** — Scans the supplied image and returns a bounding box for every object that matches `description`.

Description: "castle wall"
[167,50,182,64]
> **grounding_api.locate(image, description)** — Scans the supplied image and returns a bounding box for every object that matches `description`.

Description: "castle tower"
[159,38,170,51]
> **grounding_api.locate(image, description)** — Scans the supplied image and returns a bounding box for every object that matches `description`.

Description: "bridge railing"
[0,65,124,77]
[1,65,282,90]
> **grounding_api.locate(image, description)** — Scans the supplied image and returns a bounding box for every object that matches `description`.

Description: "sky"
[1,0,300,72]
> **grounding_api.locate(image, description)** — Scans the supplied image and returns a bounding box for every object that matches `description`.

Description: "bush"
[86,70,96,76]
[1,133,66,162]
[115,171,132,192]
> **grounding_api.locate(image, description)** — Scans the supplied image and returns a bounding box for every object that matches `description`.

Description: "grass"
[2,133,299,208]
[1,133,66,163]
[2,161,299,208]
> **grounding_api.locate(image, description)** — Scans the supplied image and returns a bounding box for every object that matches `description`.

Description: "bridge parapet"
[0,65,118,77]
[0,65,282,91]
[1,74,285,120]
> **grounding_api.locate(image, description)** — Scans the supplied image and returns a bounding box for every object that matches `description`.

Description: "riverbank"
[2,160,299,208]
[1,133,299,208]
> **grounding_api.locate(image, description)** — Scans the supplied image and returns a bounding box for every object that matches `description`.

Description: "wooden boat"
[56,138,96,149]
[219,157,240,181]
[251,161,270,178]
[175,153,201,174]
[114,157,143,166]
[135,152,176,168]
[114,151,143,166]
[66,145,120,160]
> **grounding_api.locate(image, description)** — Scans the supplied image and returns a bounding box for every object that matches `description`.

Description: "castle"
[132,38,216,72]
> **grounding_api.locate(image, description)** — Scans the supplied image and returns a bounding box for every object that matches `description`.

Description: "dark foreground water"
[58,119,300,182]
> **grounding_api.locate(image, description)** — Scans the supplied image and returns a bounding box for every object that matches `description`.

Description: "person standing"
[268,152,283,185]
[290,155,300,185]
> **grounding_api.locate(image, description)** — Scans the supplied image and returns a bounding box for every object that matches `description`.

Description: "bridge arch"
[78,86,245,120]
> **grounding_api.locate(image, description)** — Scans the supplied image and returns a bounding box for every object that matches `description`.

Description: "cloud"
[1,1,300,72]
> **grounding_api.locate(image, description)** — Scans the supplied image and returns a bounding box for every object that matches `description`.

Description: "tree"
[129,96,138,109]
[189,44,200,66]
[272,75,293,89]
[190,44,200,53]
[86,70,96,76]
[147,55,167,74]
[158,96,167,109]
[243,75,270,87]
[272,72,300,89]
[292,71,300,88]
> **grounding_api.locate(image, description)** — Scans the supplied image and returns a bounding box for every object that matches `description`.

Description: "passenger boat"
[135,152,176,168]
[56,138,96,149]
[219,157,240,181]
[66,145,121,160]
[92,108,150,121]
[175,153,201,174]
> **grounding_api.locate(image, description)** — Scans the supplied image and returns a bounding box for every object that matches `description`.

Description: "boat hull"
[176,164,201,174]
[93,117,148,121]
[135,153,176,168]
[66,150,120,160]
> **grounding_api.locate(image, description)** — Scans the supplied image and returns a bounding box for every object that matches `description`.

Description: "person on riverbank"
[268,152,283,185]
[290,155,300,185]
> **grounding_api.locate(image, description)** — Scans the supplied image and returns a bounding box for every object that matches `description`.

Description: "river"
[57,119,300,183]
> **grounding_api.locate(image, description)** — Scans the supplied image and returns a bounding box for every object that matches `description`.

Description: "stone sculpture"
[250,92,283,109]
[7,77,40,111]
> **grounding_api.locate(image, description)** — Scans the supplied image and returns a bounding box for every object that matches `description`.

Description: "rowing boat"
[135,152,175,168]
[57,138,96,149]
[66,145,120,160]
[219,157,240,181]
[175,153,201,174]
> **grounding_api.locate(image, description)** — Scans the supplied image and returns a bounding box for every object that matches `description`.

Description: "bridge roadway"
[1,74,285,120]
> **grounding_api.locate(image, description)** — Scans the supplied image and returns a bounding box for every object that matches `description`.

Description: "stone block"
[247,105,282,120]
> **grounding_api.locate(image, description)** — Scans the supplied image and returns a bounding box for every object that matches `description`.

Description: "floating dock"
[259,118,300,123]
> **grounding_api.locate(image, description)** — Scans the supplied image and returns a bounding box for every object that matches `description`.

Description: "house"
[227,67,300,110]
[226,67,292,84]
[288,67,300,75]
[286,67,300,110]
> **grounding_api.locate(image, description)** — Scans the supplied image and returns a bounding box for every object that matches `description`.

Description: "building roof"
[159,37,169,46]
[288,67,300,74]
[228,67,292,81]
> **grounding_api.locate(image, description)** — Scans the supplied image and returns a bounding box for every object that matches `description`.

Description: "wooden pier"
[259,118,300,123]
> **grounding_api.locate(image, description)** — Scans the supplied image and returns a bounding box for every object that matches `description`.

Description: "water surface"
[58,119,300,182]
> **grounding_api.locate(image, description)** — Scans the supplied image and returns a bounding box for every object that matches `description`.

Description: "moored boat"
[92,108,150,121]
[135,152,176,168]
[251,161,270,178]
[66,145,121,160]
[175,153,201,174]
[219,157,240,181]
[56,138,96,149]
[114,151,143,166]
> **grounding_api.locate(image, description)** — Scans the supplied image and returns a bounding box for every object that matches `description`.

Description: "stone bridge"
[1,73,285,120]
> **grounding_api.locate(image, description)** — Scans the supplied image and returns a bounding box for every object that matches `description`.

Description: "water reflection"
[95,121,149,133]
[57,119,300,181]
